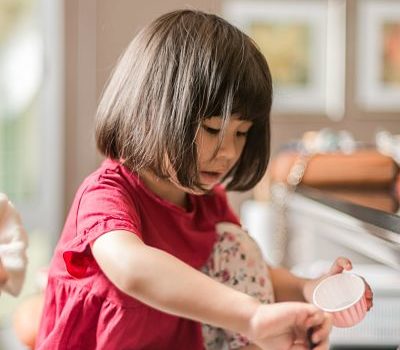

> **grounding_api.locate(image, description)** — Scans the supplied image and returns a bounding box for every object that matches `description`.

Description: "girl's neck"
[139,170,189,209]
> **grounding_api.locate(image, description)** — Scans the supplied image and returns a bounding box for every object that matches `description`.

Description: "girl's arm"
[269,267,309,302]
[269,257,373,309]
[92,230,259,335]
[92,230,332,348]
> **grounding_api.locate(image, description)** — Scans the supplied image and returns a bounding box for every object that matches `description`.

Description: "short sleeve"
[63,172,142,278]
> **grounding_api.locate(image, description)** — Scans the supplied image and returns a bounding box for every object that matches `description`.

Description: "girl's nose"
[217,134,239,161]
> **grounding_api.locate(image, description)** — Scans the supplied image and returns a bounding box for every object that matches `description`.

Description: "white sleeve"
[0,193,28,296]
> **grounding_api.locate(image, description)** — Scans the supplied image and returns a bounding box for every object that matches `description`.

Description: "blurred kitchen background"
[0,0,399,349]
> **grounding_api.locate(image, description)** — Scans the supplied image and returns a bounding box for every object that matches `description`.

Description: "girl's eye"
[203,126,220,135]
[237,131,248,137]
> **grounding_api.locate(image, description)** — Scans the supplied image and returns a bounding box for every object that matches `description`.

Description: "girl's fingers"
[296,306,332,348]
[305,311,323,329]
[0,193,8,210]
[366,286,373,298]
[313,338,330,350]
[293,309,331,350]
[290,345,309,350]
[366,290,374,310]
[361,276,373,294]
[360,276,374,311]
[306,310,332,331]
[0,259,8,285]
[306,331,330,350]
[310,314,332,345]
[311,331,330,350]
[328,257,352,275]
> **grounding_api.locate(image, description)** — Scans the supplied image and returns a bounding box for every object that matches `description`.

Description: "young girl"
[36,10,372,350]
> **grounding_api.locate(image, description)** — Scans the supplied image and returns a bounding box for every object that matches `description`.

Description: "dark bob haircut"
[95,9,272,191]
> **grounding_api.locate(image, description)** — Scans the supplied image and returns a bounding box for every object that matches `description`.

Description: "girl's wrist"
[235,294,262,339]
[302,277,319,303]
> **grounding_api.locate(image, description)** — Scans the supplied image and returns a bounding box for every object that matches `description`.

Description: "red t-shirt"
[36,159,239,350]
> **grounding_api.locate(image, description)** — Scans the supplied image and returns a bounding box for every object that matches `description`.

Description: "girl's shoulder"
[83,158,139,189]
[53,160,143,282]
[74,158,141,222]
[75,159,141,206]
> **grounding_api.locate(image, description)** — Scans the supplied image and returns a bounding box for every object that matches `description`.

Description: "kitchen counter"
[242,183,400,347]
[288,186,400,270]
[282,186,400,347]
[297,186,400,233]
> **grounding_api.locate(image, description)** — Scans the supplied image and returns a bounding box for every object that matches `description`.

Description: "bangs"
[193,30,272,191]
[232,52,273,124]
[197,32,272,125]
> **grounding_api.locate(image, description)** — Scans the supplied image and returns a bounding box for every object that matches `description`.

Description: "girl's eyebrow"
[238,120,253,127]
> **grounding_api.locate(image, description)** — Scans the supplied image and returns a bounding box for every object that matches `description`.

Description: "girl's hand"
[0,194,10,286]
[248,302,332,350]
[0,193,8,214]
[0,258,8,287]
[0,192,28,296]
[362,277,374,311]
[303,257,373,311]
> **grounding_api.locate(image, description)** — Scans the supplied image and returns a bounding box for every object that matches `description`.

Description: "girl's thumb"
[328,257,352,275]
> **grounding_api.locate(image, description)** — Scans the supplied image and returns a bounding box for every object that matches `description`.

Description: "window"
[0,0,63,325]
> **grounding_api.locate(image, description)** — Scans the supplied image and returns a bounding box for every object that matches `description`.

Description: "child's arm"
[269,266,309,302]
[93,230,260,334]
[92,230,332,349]
[269,258,352,302]
[270,257,373,311]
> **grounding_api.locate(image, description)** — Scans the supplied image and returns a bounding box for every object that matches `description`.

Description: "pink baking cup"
[312,273,367,328]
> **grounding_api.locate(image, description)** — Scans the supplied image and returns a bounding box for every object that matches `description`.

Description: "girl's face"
[196,115,252,189]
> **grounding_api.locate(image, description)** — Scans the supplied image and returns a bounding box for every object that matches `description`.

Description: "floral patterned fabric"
[201,222,275,350]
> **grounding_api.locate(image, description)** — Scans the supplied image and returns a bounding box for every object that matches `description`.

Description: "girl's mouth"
[200,171,223,184]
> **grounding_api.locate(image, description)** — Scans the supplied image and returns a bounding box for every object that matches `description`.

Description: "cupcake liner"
[313,273,367,328]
